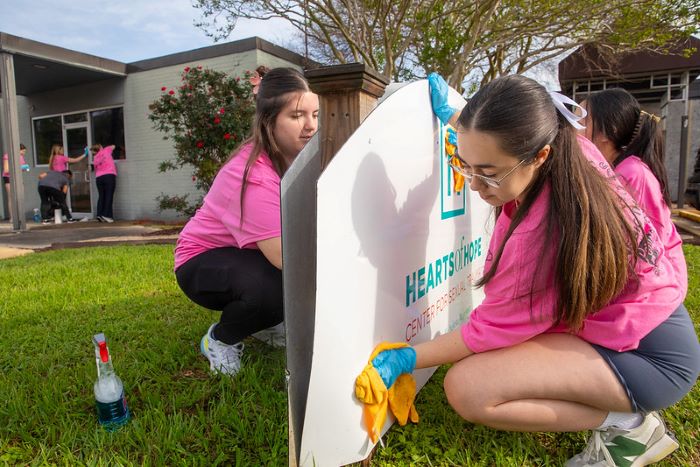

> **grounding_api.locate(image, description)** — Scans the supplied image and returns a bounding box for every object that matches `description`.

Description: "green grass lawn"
[0,244,698,466]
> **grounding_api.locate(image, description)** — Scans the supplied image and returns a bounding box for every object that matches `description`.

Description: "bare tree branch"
[193,0,700,91]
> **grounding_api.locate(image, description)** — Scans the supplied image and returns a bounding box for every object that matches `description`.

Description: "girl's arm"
[257,237,282,270]
[48,154,54,169]
[67,154,86,163]
[2,157,8,175]
[413,328,474,369]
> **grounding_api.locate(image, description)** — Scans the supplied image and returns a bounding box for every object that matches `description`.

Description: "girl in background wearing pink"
[91,144,117,223]
[48,144,86,172]
[579,88,687,300]
[174,68,319,376]
[2,143,30,221]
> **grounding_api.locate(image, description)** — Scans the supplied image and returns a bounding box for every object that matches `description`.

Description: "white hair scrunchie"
[549,91,587,130]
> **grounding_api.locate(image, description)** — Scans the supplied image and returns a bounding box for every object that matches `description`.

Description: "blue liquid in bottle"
[93,334,130,431]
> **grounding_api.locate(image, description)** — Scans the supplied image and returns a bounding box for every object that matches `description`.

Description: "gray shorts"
[592,304,700,412]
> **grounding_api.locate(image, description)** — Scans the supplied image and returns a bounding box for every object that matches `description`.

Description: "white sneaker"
[200,324,244,376]
[565,412,679,467]
[251,322,286,348]
[101,216,114,223]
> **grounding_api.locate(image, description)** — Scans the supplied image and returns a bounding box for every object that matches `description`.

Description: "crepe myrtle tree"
[148,66,255,217]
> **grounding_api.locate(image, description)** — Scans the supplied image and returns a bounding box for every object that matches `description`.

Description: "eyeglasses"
[449,158,527,188]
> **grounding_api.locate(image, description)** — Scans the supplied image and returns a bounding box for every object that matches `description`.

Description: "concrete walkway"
[0,220,180,260]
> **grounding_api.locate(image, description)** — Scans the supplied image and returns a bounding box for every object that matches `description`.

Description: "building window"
[90,107,126,160]
[64,112,88,124]
[32,107,126,165]
[32,116,62,165]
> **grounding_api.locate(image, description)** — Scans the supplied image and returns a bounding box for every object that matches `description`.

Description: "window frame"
[31,105,126,166]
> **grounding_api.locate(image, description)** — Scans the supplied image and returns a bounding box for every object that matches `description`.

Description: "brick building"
[0,33,308,224]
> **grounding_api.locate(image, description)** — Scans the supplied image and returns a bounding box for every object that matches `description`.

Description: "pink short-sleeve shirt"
[51,154,69,172]
[174,143,282,270]
[93,146,117,177]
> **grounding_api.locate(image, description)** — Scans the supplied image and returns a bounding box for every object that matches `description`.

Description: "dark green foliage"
[148,66,256,216]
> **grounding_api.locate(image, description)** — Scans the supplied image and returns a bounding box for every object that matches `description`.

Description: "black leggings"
[96,174,116,218]
[38,186,70,220]
[175,247,283,345]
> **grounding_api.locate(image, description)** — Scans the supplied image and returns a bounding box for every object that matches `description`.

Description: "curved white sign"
[299,80,493,466]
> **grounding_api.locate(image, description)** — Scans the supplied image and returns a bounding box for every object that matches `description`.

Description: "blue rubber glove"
[371,346,417,389]
[446,127,458,147]
[84,147,90,157]
[21,163,30,172]
[428,72,456,125]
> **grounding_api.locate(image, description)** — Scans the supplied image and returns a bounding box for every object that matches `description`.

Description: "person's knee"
[443,364,489,424]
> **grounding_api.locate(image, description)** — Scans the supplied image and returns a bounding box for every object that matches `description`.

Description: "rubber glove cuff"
[371,346,416,389]
[428,72,456,125]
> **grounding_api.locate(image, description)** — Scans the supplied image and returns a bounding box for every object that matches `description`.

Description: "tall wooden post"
[305,63,390,170]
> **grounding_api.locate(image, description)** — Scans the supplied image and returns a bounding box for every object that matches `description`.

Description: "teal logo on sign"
[439,122,466,219]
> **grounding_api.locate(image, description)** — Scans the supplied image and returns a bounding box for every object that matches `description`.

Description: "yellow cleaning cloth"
[444,129,465,193]
[449,156,465,193]
[354,342,419,443]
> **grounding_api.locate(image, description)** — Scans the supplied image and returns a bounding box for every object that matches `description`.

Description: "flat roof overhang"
[0,32,127,96]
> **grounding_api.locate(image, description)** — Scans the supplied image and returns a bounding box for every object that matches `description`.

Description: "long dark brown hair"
[584,88,670,206]
[458,75,637,331]
[230,67,311,221]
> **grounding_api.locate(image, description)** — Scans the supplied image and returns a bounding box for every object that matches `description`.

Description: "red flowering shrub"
[148,66,255,216]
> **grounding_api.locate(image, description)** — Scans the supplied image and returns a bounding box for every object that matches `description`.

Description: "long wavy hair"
[585,88,670,206]
[229,67,311,221]
[458,75,637,331]
[48,144,64,170]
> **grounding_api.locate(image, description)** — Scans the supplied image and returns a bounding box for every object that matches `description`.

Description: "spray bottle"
[92,333,130,430]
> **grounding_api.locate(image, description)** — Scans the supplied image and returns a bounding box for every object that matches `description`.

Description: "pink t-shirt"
[2,153,28,177]
[461,135,684,353]
[50,154,69,171]
[616,155,687,299]
[174,143,281,270]
[93,146,117,177]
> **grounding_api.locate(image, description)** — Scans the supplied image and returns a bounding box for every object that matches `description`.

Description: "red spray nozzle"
[98,341,110,362]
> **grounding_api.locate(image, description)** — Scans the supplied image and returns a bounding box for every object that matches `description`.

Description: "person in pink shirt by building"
[90,144,117,223]
[48,144,86,172]
[367,74,700,466]
[3,142,31,221]
[578,88,687,300]
[174,68,319,376]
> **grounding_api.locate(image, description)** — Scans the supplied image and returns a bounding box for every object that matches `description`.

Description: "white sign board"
[299,80,493,466]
